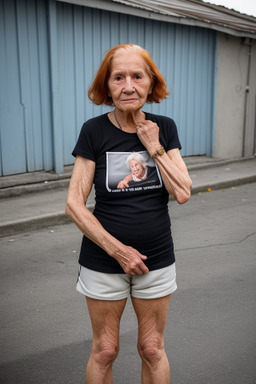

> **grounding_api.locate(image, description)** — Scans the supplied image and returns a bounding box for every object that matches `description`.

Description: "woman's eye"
[135,75,142,80]
[115,76,122,81]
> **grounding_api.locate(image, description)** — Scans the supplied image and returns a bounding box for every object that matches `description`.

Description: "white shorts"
[76,263,177,301]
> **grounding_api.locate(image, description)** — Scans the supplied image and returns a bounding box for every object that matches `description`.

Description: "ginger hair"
[88,44,169,106]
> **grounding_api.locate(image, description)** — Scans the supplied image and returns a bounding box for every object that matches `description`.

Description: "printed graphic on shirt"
[106,151,162,192]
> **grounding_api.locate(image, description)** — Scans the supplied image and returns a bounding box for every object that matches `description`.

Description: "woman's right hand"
[111,245,149,275]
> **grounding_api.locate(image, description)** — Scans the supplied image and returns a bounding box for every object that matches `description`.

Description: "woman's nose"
[123,77,135,93]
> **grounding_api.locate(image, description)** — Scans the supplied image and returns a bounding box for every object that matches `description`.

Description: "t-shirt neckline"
[106,112,149,135]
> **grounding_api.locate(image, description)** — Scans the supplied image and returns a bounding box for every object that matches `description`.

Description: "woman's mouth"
[121,98,138,102]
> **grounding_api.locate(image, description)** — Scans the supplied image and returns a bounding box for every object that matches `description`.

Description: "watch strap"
[152,146,165,158]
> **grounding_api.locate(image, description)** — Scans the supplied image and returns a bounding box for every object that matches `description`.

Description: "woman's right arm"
[65,156,148,275]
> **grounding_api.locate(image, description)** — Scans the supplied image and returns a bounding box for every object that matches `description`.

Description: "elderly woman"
[66,43,192,384]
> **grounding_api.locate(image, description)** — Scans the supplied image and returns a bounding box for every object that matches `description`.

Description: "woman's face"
[129,159,145,179]
[108,52,153,113]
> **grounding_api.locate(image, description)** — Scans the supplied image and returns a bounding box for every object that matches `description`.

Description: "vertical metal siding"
[16,0,43,171]
[37,0,53,171]
[0,0,216,175]
[0,0,52,176]
[0,0,27,175]
[56,3,216,163]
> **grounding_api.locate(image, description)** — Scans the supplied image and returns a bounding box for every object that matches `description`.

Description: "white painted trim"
[56,0,256,39]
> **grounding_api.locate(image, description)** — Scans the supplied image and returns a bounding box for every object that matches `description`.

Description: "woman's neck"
[110,109,145,133]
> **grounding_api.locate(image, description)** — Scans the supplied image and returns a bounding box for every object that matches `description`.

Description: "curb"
[2,157,254,200]
[190,175,256,194]
[0,213,72,238]
[1,176,256,237]
[0,179,70,199]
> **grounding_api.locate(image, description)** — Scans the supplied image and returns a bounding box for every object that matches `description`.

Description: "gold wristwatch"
[152,146,165,158]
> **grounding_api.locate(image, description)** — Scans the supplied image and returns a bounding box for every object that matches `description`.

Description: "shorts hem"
[131,282,177,299]
[76,283,129,301]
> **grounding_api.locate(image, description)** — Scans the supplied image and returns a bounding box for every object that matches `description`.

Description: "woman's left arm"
[153,148,192,204]
[136,120,192,204]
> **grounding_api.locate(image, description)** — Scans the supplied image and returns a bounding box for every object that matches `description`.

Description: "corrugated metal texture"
[114,0,256,36]
[0,0,216,175]
[56,2,216,161]
[142,20,216,156]
[56,3,112,165]
[59,0,256,38]
[0,0,52,176]
[113,0,256,33]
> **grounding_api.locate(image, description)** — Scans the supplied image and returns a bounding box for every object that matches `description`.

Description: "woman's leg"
[86,297,127,384]
[131,294,171,384]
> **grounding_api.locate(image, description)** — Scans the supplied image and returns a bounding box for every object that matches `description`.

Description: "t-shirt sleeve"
[165,118,182,152]
[72,122,96,162]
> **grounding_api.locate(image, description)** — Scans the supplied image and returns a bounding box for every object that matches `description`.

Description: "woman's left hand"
[135,118,192,205]
[136,120,161,156]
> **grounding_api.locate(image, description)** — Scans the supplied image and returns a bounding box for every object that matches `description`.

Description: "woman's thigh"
[131,295,171,340]
[86,297,127,341]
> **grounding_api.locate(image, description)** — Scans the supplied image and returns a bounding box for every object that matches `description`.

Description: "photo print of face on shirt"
[106,151,162,193]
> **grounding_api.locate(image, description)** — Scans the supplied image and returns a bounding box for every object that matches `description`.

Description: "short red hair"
[88,44,169,106]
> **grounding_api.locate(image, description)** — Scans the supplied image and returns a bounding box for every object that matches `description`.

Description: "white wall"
[243,40,256,157]
[215,33,256,158]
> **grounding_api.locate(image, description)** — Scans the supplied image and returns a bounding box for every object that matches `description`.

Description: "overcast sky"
[203,0,256,17]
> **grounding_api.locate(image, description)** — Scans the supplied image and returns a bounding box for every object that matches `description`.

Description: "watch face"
[158,147,165,155]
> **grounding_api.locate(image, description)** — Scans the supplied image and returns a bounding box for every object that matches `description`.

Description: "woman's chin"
[118,102,145,113]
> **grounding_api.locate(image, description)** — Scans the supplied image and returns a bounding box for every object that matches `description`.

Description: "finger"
[135,257,149,274]
[128,259,148,275]
[136,121,146,129]
[130,266,148,276]
[139,264,149,274]
[133,249,147,260]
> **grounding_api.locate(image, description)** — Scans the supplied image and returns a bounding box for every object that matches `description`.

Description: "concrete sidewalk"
[0,156,255,237]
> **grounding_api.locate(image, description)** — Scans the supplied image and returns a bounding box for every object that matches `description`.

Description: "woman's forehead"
[110,52,147,72]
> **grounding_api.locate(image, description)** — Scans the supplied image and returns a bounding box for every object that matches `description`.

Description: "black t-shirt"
[72,112,181,273]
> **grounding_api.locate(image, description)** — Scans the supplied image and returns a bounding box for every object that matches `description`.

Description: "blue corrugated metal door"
[0,0,216,175]
[55,2,216,165]
[0,0,52,176]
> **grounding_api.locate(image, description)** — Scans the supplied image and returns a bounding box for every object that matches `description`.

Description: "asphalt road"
[1,183,256,384]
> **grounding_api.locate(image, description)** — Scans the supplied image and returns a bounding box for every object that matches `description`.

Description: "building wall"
[55,1,216,168]
[1,0,216,175]
[0,0,52,175]
[215,33,256,158]
[244,40,256,157]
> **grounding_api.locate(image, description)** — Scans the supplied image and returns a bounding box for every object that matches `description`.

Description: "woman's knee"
[93,337,119,369]
[137,335,164,367]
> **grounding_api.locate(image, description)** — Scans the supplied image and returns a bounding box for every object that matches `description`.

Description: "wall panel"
[0,0,26,175]
[56,4,216,163]
[0,0,216,175]
[0,0,52,175]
